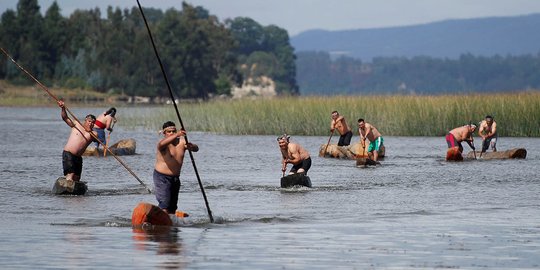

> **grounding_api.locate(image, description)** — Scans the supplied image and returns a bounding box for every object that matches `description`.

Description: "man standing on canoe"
[58,100,97,182]
[278,134,311,175]
[446,124,476,153]
[478,115,498,153]
[154,121,199,215]
[358,119,384,162]
[330,111,353,146]
[94,107,117,149]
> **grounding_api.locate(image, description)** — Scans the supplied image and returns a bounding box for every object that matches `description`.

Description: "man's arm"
[186,142,199,152]
[478,122,486,138]
[286,145,301,165]
[157,130,186,151]
[489,123,497,137]
[58,100,74,128]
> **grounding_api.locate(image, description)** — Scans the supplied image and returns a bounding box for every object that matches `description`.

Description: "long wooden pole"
[322,130,334,156]
[103,120,116,157]
[136,0,214,223]
[1,48,152,194]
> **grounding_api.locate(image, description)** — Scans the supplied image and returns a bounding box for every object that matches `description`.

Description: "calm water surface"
[1,107,539,269]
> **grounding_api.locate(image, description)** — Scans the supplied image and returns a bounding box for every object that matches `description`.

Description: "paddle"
[469,121,477,160]
[322,130,334,157]
[137,0,214,223]
[479,139,485,159]
[103,120,116,157]
[1,47,152,194]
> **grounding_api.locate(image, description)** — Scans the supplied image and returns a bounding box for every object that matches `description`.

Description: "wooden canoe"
[466,148,527,160]
[356,157,380,167]
[446,147,464,161]
[132,202,173,227]
[83,138,136,156]
[52,177,88,195]
[281,174,312,188]
[319,142,385,160]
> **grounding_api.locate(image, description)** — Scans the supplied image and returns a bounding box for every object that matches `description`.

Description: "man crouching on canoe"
[446,124,476,153]
[278,134,311,175]
[154,121,198,215]
[58,100,97,182]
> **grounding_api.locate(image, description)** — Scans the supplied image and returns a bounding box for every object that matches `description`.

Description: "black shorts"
[338,131,353,146]
[62,150,83,176]
[291,157,312,175]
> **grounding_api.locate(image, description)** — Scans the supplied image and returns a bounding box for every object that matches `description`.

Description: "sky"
[2,0,540,36]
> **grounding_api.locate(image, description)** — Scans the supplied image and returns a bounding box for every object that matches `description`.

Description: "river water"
[0,107,539,269]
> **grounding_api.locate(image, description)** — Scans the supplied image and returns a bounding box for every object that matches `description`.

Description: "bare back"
[449,126,472,142]
[96,113,114,129]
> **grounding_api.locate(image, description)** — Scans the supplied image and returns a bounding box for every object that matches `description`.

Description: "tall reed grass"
[123,92,540,137]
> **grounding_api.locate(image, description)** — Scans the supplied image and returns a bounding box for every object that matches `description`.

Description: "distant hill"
[291,14,540,61]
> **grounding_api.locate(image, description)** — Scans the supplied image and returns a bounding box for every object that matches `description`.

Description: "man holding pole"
[58,100,97,182]
[358,118,384,162]
[154,121,199,215]
[278,134,311,175]
[478,115,498,153]
[330,111,353,146]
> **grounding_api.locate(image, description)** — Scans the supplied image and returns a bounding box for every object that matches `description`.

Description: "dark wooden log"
[52,177,87,195]
[280,174,312,188]
[466,148,527,160]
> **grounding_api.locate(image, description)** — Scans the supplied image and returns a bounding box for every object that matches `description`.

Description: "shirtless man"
[358,119,384,162]
[58,100,97,181]
[278,134,311,175]
[478,115,497,152]
[330,111,353,146]
[154,121,199,214]
[94,107,117,148]
[446,124,476,153]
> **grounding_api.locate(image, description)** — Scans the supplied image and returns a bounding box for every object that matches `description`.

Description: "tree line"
[0,0,298,99]
[296,51,540,95]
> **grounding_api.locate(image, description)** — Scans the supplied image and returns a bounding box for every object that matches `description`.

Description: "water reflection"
[132,226,185,269]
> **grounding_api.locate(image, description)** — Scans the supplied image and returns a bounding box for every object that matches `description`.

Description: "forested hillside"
[296,52,540,95]
[0,0,298,99]
[293,14,540,95]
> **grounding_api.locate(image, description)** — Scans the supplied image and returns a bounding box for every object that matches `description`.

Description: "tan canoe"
[83,138,136,157]
[466,148,527,160]
[319,142,385,160]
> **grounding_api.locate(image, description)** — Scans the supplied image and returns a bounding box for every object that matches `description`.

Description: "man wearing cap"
[446,124,477,153]
[277,134,311,175]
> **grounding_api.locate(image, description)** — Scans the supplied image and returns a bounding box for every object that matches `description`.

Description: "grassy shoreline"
[2,81,538,136]
[122,92,540,137]
[0,80,114,107]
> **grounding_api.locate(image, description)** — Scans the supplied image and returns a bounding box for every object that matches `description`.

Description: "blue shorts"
[94,128,106,147]
[153,170,181,213]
